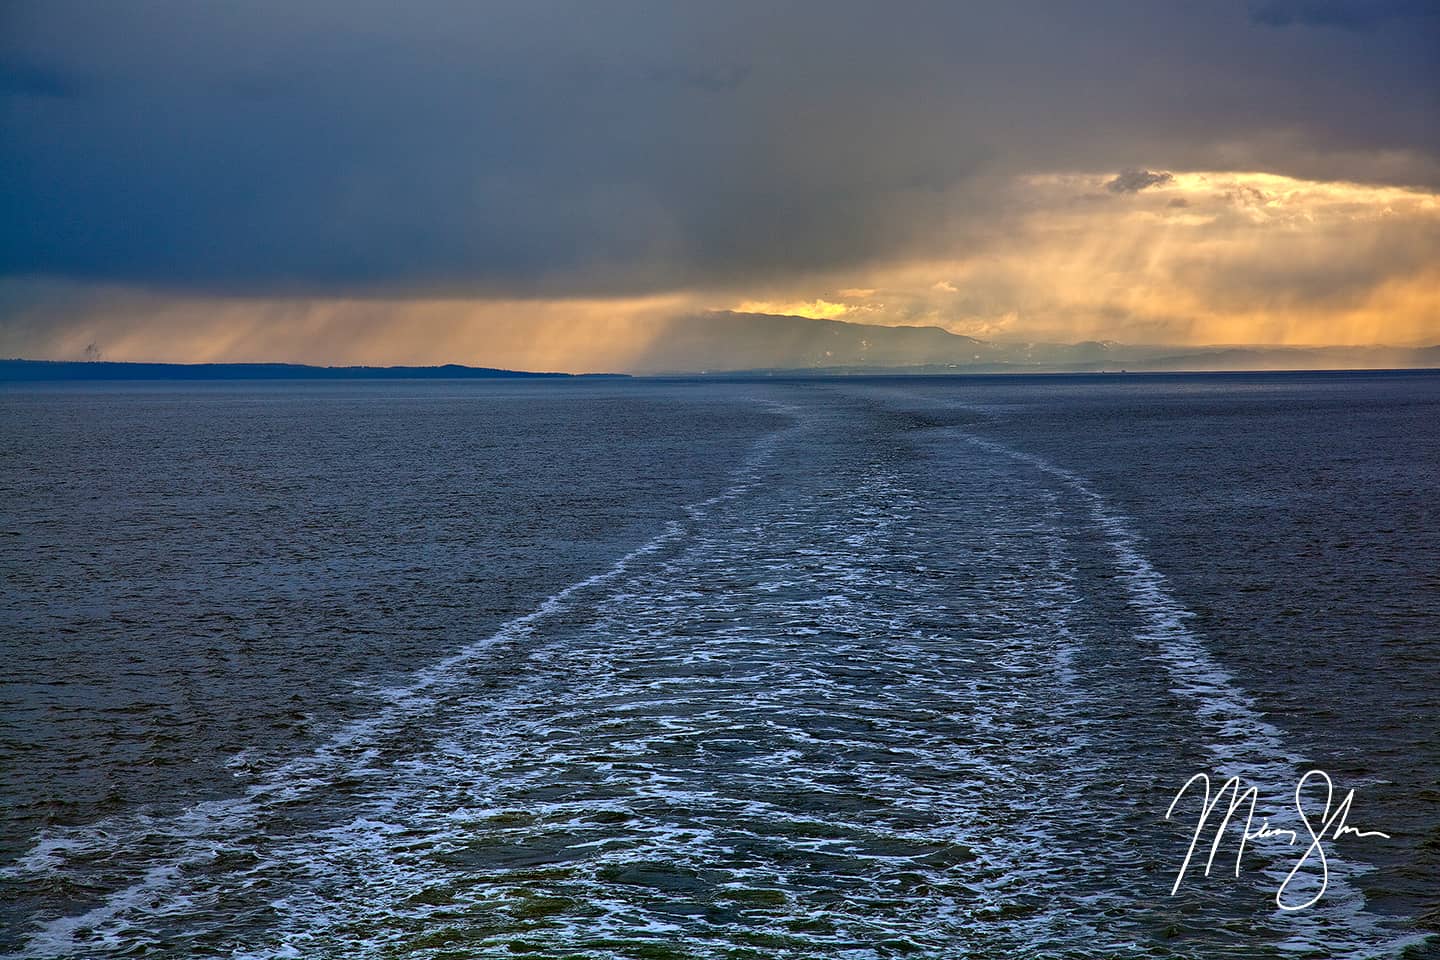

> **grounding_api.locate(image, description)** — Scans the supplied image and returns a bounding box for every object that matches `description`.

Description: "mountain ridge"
[625,312,1440,374]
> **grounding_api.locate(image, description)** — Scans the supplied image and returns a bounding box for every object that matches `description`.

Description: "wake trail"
[4,401,804,959]
[957,429,1425,958]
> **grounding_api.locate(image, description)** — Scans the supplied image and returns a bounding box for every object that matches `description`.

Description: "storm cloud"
[3,1,1438,300]
[1105,169,1174,194]
[1248,0,1440,31]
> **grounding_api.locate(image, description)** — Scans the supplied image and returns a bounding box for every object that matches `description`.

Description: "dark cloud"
[1106,169,1175,193]
[0,60,83,99]
[1249,0,1440,31]
[1,0,1438,298]
[641,63,751,94]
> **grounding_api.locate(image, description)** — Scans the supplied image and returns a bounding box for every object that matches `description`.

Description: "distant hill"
[626,312,1440,374]
[628,312,987,372]
[0,360,620,381]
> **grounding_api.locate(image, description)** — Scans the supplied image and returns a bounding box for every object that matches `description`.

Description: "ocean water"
[1,373,1437,959]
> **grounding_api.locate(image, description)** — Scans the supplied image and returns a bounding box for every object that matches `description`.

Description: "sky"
[2,0,1438,370]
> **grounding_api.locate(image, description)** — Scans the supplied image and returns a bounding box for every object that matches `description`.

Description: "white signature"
[1166,769,1390,911]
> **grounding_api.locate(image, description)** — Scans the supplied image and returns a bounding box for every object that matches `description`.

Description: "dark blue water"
[2,373,1437,958]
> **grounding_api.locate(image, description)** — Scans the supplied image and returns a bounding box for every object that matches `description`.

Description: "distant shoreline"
[0,359,626,382]
[649,365,1440,379]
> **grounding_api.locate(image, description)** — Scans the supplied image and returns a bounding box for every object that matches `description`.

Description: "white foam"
[956,430,1424,957]
[216,454,1115,955]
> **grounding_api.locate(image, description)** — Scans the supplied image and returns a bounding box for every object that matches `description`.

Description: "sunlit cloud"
[0,286,691,374]
[731,299,853,320]
[777,170,1440,347]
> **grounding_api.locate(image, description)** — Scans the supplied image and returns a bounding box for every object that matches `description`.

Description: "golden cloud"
[730,299,854,320]
[805,171,1440,346]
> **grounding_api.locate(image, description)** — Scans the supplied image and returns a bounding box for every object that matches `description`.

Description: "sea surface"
[2,373,1437,959]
